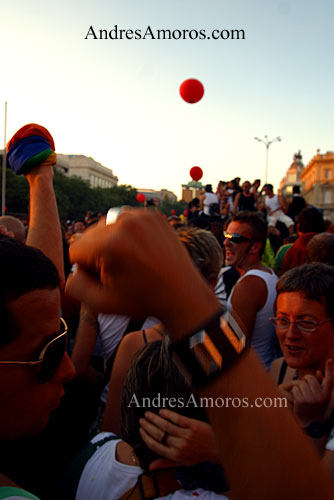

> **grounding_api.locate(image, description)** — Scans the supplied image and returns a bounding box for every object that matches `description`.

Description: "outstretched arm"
[66,211,334,500]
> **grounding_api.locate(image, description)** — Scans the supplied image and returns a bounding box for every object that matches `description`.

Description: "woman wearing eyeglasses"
[269,263,334,453]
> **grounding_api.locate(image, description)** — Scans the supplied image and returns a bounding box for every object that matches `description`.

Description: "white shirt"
[203,192,219,215]
[76,433,141,500]
[265,194,282,214]
[76,434,231,500]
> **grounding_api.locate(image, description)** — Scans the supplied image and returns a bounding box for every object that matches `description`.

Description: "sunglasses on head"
[0,317,68,384]
[223,232,252,244]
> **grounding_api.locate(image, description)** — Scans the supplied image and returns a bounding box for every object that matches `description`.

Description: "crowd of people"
[1,124,334,500]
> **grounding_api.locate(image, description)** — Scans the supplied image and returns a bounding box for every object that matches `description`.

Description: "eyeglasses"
[223,232,252,244]
[0,317,68,384]
[270,316,333,333]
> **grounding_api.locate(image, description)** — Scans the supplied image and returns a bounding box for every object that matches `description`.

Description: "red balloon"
[190,166,203,181]
[179,79,204,103]
[171,209,176,215]
[136,193,146,203]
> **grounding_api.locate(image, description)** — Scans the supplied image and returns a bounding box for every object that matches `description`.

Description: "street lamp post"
[254,135,281,185]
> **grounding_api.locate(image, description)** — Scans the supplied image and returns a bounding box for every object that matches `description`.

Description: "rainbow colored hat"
[6,123,56,175]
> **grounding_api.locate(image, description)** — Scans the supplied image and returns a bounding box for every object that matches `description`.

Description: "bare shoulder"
[118,330,146,355]
[120,327,163,351]
[234,273,268,296]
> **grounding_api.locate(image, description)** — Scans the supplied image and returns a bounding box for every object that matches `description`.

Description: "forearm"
[25,167,64,288]
[162,285,220,340]
[72,305,99,380]
[65,212,334,499]
[233,196,239,216]
[162,295,332,498]
[200,349,333,500]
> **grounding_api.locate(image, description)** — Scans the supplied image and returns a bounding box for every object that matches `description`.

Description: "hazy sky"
[1,0,333,198]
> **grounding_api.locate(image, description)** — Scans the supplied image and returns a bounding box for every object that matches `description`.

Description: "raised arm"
[65,211,334,500]
[25,164,65,288]
[232,193,241,215]
[6,124,64,288]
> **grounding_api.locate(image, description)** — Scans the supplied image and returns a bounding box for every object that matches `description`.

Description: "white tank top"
[227,269,278,369]
[203,192,219,215]
[265,194,281,213]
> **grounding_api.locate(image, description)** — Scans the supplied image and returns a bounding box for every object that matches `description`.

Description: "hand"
[0,225,15,239]
[65,210,220,339]
[25,163,54,183]
[139,409,219,471]
[280,359,334,427]
[277,383,294,409]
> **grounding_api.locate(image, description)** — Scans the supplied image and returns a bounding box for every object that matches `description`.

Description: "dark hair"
[276,263,334,319]
[121,340,206,471]
[188,198,200,209]
[231,211,267,256]
[0,236,60,346]
[298,207,325,233]
[293,185,301,194]
[306,233,334,266]
[205,184,213,193]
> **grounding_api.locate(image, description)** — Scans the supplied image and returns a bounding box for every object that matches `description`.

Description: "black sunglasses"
[223,232,252,244]
[0,317,68,384]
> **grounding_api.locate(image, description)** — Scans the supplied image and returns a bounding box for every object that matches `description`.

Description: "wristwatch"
[304,420,333,439]
[171,308,249,388]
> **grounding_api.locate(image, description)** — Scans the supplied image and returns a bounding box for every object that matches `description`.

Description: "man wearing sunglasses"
[0,237,75,499]
[0,236,75,461]
[0,122,76,497]
[223,211,278,369]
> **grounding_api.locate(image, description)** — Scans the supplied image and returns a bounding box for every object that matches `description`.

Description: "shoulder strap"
[118,470,181,500]
[278,360,288,385]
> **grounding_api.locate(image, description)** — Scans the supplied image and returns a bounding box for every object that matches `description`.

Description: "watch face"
[189,330,223,376]
[220,312,247,354]
[172,309,249,388]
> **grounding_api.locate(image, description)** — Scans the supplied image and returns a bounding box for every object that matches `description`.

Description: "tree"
[159,198,187,216]
[0,163,140,221]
